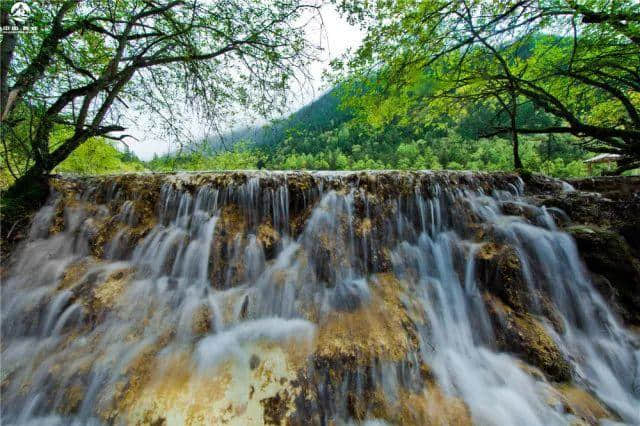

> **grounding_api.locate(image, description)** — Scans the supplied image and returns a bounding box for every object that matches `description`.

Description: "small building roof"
[584,153,622,164]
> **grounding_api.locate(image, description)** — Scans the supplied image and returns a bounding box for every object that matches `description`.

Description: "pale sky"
[125,4,363,160]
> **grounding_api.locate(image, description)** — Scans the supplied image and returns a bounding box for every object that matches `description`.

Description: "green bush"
[55,138,145,175]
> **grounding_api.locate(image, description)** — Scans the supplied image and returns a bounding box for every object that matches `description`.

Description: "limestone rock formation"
[1,171,638,425]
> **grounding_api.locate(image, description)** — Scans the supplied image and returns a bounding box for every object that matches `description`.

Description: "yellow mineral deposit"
[123,343,310,425]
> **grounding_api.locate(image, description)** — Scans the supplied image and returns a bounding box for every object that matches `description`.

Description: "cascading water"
[1,171,638,425]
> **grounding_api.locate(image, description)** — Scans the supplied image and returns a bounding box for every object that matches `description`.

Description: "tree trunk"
[2,164,50,243]
[1,10,17,118]
[6,127,89,195]
[510,93,523,170]
[512,126,523,169]
[4,164,50,206]
[2,129,92,243]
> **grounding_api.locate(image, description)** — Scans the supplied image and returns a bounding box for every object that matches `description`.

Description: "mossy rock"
[476,243,531,311]
[567,225,640,325]
[554,384,617,424]
[258,222,280,260]
[485,295,572,382]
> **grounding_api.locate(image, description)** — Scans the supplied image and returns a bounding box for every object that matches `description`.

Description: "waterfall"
[1,171,638,425]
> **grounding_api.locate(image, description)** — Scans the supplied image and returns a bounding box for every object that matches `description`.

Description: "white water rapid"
[1,171,638,425]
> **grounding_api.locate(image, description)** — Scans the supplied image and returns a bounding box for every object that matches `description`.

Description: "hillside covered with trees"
[147,0,640,177]
[145,73,616,178]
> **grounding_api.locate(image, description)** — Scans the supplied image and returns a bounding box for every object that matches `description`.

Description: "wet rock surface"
[485,295,571,382]
[566,225,640,325]
[475,243,531,311]
[1,171,639,425]
[529,175,640,325]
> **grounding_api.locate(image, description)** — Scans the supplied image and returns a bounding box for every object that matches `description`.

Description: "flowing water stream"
[1,171,638,425]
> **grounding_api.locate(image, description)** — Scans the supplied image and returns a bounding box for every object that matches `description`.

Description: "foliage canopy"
[333,0,640,172]
[1,0,320,190]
